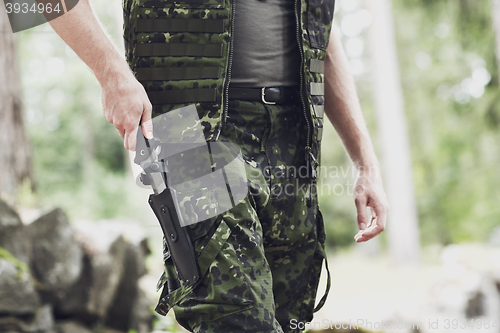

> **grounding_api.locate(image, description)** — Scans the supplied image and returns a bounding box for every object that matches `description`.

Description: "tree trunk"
[491,0,500,83]
[366,0,421,266]
[0,6,33,202]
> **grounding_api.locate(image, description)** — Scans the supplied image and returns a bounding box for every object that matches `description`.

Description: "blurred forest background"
[1,0,500,331]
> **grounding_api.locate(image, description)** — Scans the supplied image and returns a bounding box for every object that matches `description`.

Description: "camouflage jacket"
[123,0,336,165]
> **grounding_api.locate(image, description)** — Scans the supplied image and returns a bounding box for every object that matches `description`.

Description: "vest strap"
[310,82,324,96]
[313,252,331,313]
[310,59,325,74]
[137,19,225,33]
[313,105,324,119]
[147,88,217,105]
[136,43,224,58]
[135,67,221,81]
[317,126,324,142]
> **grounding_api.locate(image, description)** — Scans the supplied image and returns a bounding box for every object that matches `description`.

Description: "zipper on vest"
[222,0,236,126]
[294,0,310,151]
[294,0,316,206]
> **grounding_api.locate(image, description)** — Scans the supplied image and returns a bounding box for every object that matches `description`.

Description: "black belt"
[228,86,299,105]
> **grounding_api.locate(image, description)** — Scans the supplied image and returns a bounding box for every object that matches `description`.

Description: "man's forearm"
[324,26,379,169]
[46,0,153,150]
[48,0,131,85]
[324,26,389,241]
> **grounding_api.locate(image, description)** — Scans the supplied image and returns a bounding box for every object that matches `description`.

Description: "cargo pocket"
[155,217,234,316]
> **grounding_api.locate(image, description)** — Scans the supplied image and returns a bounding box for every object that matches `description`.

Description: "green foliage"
[0,247,29,278]
[392,0,500,244]
[15,1,135,221]
[318,0,499,249]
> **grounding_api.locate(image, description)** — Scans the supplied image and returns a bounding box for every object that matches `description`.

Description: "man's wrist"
[352,150,379,169]
[95,57,134,88]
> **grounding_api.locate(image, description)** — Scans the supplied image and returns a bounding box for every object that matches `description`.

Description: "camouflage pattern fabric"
[122,0,335,331]
[154,100,327,333]
[123,0,336,161]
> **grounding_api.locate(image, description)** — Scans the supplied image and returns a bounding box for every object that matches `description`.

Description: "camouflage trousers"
[155,99,329,333]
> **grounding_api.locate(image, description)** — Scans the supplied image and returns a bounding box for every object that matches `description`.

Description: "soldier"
[49,0,389,332]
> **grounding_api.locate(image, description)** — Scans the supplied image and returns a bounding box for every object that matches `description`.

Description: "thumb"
[141,100,154,139]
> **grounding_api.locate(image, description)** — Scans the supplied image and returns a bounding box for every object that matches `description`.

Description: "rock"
[55,321,93,333]
[0,200,153,332]
[55,221,129,324]
[104,242,141,331]
[419,244,500,333]
[106,275,154,333]
[105,227,153,332]
[0,199,30,264]
[27,208,83,304]
[0,304,55,333]
[0,257,40,315]
[131,287,155,333]
[32,305,56,333]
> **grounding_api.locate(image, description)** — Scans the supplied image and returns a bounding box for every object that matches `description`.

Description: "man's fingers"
[372,202,388,231]
[354,201,388,242]
[354,196,368,230]
[101,75,152,150]
[129,126,139,151]
[141,101,154,139]
[354,222,384,242]
[124,126,139,151]
[123,131,130,151]
[118,127,125,139]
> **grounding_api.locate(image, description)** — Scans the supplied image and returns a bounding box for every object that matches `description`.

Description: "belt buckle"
[261,87,277,105]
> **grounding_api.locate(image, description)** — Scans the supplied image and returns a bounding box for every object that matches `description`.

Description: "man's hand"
[47,0,153,150]
[352,167,389,242]
[101,72,153,151]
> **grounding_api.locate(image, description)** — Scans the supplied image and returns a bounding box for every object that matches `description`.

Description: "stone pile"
[0,199,154,333]
[417,243,500,333]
